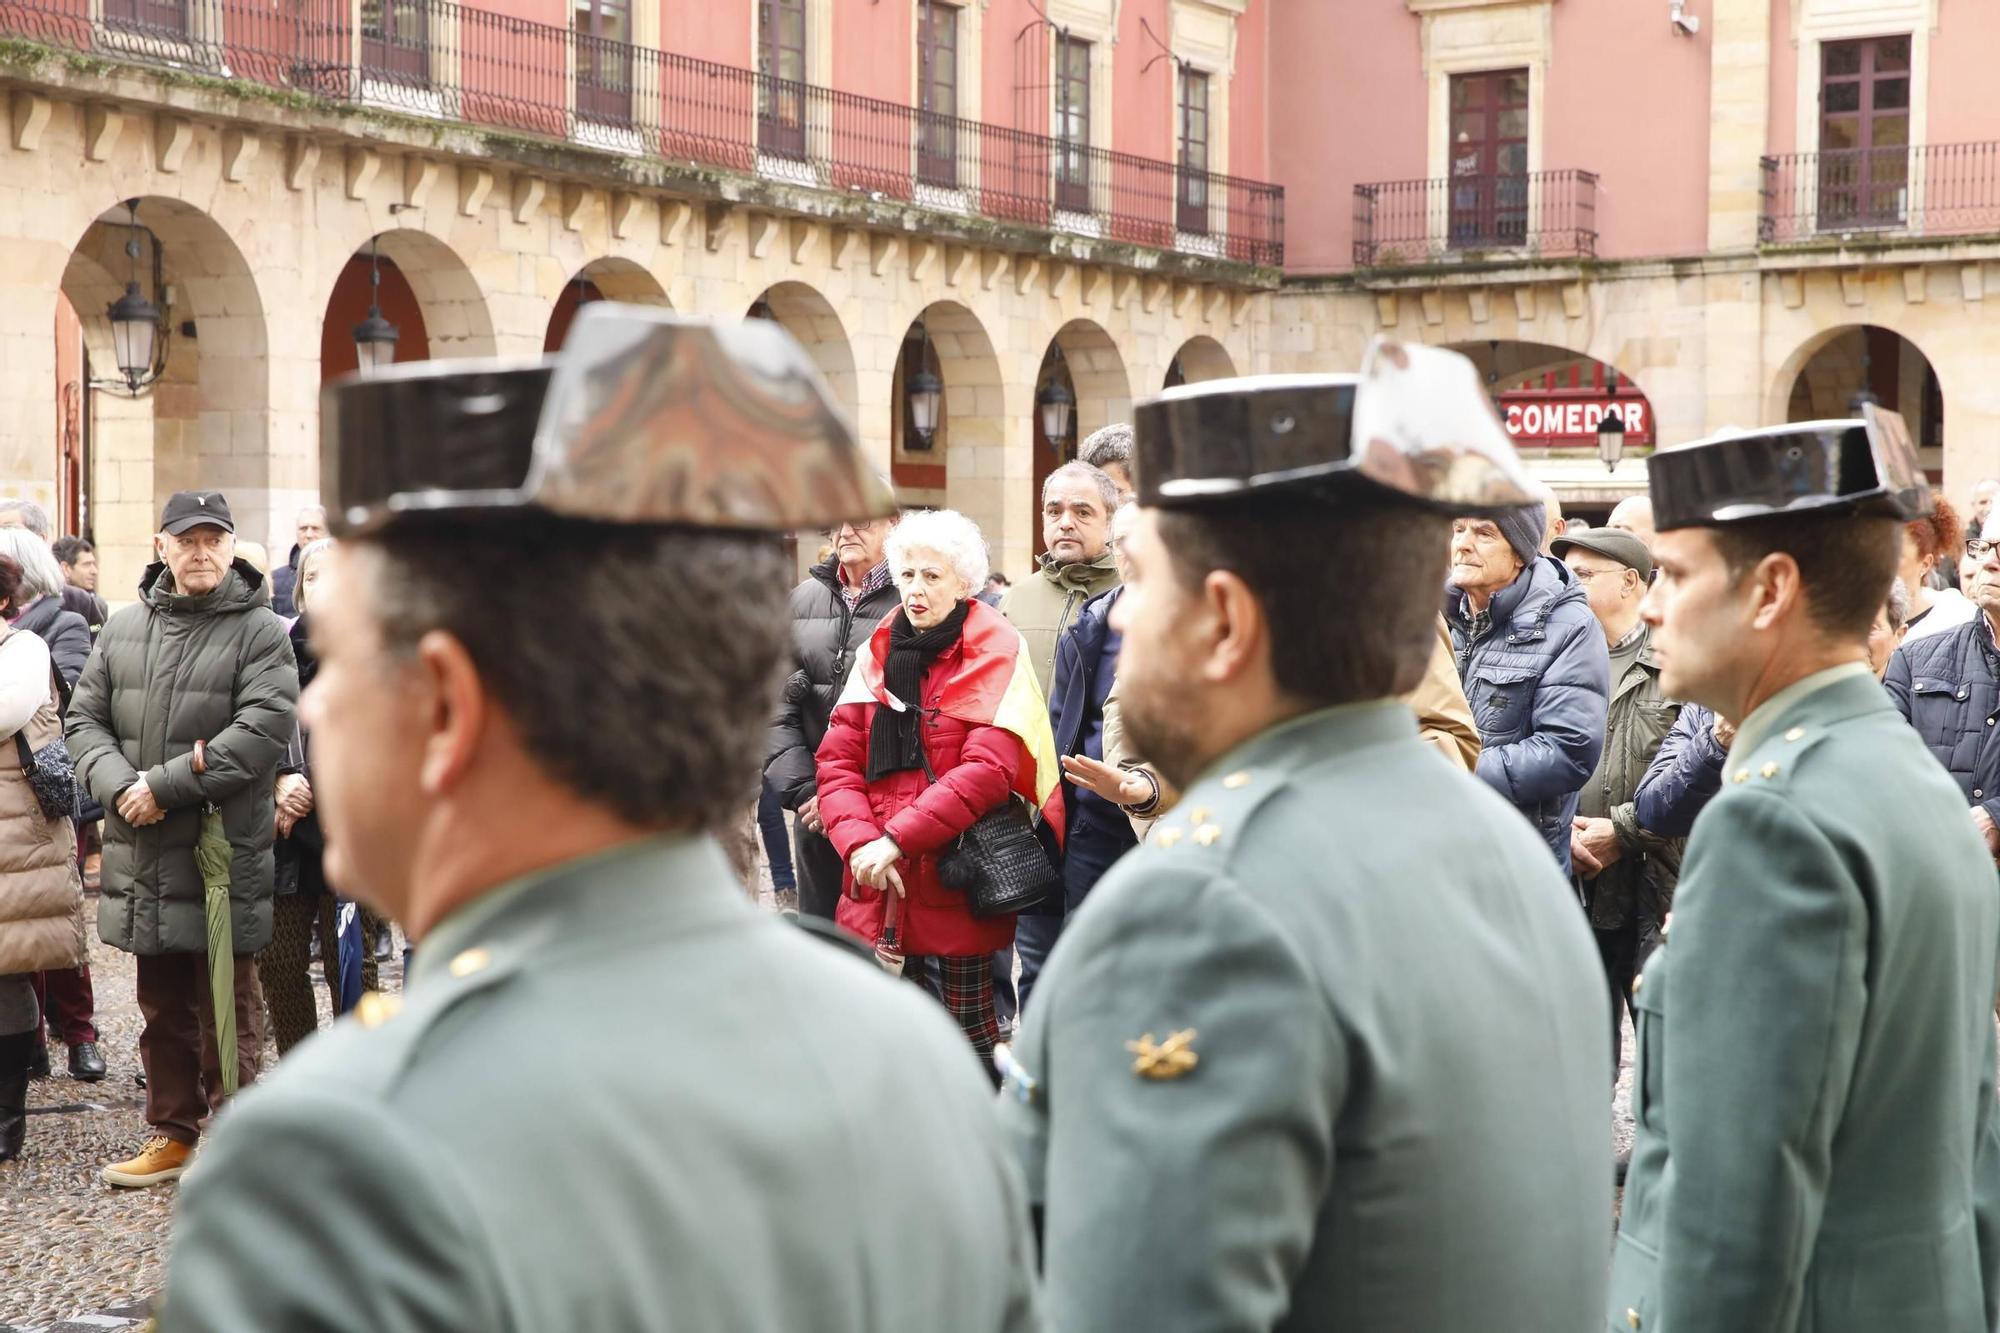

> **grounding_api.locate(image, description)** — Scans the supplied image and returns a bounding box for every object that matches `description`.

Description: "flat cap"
[1551,526,1653,581]
[1130,339,1536,513]
[321,305,895,536]
[1649,404,1931,532]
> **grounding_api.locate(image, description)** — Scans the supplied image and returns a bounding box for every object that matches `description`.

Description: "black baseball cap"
[160,490,235,535]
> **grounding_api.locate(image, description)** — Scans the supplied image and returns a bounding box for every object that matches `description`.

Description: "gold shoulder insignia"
[1155,826,1184,849]
[1125,1029,1199,1080]
[354,992,403,1030]
[449,947,492,978]
[1221,772,1252,790]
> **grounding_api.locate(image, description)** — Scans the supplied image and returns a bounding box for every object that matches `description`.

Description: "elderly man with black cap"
[999,343,1609,1331]
[1549,526,1683,1080]
[1446,488,1611,874]
[1608,408,2000,1333]
[64,488,297,1189]
[155,308,1039,1332]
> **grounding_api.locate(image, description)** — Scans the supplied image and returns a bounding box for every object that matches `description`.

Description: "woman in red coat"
[816,509,1059,1061]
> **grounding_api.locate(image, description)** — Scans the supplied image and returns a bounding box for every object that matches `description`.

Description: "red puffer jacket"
[815,635,1025,958]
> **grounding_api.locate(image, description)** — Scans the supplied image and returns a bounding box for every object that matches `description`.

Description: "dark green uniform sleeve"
[1657,790,1866,1332]
[1032,866,1343,1332]
[1976,1044,2000,1330]
[159,1086,504,1332]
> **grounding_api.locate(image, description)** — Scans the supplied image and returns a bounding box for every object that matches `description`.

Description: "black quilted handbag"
[14,728,77,821]
[937,795,1061,918]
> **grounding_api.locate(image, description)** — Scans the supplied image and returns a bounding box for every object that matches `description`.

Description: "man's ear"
[1747,552,1804,632]
[413,629,487,798]
[1197,569,1269,687]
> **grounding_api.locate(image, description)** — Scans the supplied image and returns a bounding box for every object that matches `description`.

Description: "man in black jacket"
[764,512,900,921]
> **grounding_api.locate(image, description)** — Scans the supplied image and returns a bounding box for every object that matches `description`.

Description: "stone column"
[1706,0,1771,254]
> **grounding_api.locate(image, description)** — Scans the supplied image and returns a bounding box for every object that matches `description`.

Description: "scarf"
[867,601,972,782]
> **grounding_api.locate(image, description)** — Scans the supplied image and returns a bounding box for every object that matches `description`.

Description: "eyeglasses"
[1567,565,1630,584]
[1967,538,1997,559]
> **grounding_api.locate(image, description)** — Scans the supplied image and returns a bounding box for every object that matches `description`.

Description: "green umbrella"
[195,808,237,1098]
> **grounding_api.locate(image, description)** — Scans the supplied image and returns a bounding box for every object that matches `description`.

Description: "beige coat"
[1105,616,1480,838]
[0,626,84,975]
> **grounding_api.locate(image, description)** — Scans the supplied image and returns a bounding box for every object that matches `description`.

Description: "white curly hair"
[884,508,989,596]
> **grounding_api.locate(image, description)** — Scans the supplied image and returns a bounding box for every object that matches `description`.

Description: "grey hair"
[1079,423,1132,471]
[1042,460,1119,512]
[294,537,338,614]
[0,528,64,602]
[0,499,51,539]
[296,503,327,523]
[1885,576,1912,633]
[885,508,989,595]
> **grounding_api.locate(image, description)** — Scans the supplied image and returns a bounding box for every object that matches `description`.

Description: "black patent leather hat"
[322,305,895,535]
[1649,404,1931,531]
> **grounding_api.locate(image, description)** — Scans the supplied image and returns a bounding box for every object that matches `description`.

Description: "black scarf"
[867,601,971,782]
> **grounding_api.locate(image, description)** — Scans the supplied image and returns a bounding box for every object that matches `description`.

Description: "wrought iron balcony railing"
[1760,143,2000,244]
[0,0,1284,266]
[1352,169,1597,268]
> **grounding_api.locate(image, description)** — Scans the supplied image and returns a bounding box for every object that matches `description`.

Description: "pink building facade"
[1265,0,2000,512]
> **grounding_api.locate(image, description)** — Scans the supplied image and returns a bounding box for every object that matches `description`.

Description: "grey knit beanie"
[1496,501,1547,569]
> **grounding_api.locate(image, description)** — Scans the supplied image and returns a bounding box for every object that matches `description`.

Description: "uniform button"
[1988,718,1995,727]
[1978,790,1986,799]
[1784,727,1806,742]
[1627,1310,1642,1330]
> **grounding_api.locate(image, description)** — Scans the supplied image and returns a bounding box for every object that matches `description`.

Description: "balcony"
[0,0,1285,266]
[1352,169,1597,269]
[1760,143,2000,246]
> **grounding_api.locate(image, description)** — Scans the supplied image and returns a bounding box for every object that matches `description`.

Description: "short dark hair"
[52,536,93,566]
[1709,512,1900,642]
[358,515,789,832]
[0,554,20,614]
[1155,494,1447,705]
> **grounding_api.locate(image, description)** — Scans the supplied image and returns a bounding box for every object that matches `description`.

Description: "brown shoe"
[101,1135,192,1188]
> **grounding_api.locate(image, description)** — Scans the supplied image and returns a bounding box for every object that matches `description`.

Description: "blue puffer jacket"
[1885,615,2000,823]
[1447,555,1610,874]
[1633,703,1727,838]
[1049,587,1138,886]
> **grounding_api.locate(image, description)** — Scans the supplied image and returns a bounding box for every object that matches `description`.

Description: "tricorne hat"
[1129,338,1537,514]
[320,305,895,536]
[1648,403,1931,532]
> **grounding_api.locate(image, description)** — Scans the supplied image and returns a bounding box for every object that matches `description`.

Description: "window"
[574,0,632,123]
[103,0,189,37]
[1054,34,1091,211]
[918,1,960,187]
[1818,35,1911,230]
[1447,68,1529,249]
[358,0,429,85]
[1177,67,1210,233]
[758,0,808,159]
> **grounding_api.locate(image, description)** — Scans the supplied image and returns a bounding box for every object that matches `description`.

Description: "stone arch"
[368,230,498,360]
[547,256,673,352]
[1050,319,1132,443]
[61,196,271,590]
[891,300,1009,561]
[1771,323,1944,466]
[749,281,859,432]
[1166,334,1236,386]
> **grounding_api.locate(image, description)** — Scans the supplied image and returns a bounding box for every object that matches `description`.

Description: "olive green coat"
[1573,626,1681,932]
[1001,702,1610,1331]
[161,835,1041,1332]
[1611,665,2000,1333]
[997,551,1119,694]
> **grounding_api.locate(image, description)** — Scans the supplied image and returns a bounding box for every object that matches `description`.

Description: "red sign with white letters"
[1500,393,1654,447]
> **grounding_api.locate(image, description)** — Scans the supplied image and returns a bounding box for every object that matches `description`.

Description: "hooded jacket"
[1447,555,1610,873]
[765,558,902,810]
[13,593,92,691]
[64,557,299,956]
[0,626,85,975]
[999,551,1120,695]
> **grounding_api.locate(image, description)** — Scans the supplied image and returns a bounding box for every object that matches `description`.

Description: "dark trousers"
[1003,815,1136,1025]
[135,951,263,1145]
[914,954,1001,1073]
[1596,925,1640,1083]
[32,966,97,1045]
[757,784,796,892]
[258,893,343,1055]
[793,824,845,923]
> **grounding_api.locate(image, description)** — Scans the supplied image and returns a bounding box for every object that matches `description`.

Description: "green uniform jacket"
[1611,666,2000,1333]
[1574,627,1682,933]
[1000,703,1610,1331]
[160,836,1042,1333]
[998,551,1119,694]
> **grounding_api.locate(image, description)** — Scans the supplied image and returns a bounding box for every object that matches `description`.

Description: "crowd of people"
[4,305,2000,1331]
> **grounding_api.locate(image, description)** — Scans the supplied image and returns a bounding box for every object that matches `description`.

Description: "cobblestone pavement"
[0,859,1638,1329]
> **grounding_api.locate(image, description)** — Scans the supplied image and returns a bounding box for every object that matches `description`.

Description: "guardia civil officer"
[1609,407,2000,1333]
[157,308,1041,1332]
[998,342,1611,1330]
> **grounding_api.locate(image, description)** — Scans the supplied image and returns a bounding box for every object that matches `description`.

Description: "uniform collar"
[1195,699,1418,786]
[412,832,751,989]
[1727,661,1875,763]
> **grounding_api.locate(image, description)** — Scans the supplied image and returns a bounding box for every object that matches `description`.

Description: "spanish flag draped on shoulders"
[815,597,1064,958]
